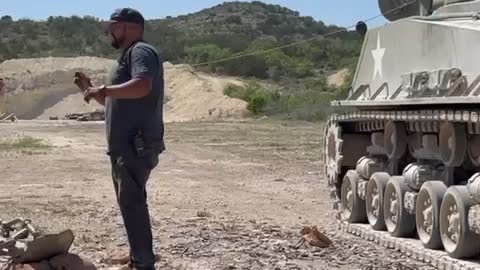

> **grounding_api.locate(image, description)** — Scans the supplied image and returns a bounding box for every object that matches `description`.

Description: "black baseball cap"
[108,8,145,25]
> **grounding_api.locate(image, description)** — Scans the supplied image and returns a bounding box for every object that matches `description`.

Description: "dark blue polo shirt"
[105,40,165,156]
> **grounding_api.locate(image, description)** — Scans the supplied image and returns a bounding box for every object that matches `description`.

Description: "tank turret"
[379,0,473,21]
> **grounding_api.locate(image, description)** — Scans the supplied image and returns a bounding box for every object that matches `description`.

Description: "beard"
[110,33,123,49]
[111,40,120,49]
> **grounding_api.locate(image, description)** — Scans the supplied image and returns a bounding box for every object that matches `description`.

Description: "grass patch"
[0,135,52,152]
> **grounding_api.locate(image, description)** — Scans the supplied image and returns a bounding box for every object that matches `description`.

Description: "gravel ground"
[0,120,436,270]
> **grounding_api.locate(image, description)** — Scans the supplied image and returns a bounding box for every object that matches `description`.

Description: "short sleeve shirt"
[105,40,165,156]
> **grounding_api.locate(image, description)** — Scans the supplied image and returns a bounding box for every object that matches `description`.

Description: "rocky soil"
[0,120,437,269]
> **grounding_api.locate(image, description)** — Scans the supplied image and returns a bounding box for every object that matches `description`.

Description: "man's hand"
[84,86,106,103]
[73,72,106,106]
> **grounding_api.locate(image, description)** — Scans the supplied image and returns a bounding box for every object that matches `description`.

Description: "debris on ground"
[196,211,212,218]
[9,254,96,270]
[48,254,97,270]
[0,113,19,123]
[300,226,333,248]
[0,218,96,270]
[100,249,161,268]
[99,249,130,265]
[63,111,104,121]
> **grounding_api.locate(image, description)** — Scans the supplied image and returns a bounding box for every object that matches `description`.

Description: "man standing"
[74,7,165,270]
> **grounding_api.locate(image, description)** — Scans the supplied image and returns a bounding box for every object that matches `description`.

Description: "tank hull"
[325,3,480,266]
[343,17,480,108]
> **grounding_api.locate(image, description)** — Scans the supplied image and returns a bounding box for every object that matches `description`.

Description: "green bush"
[223,82,340,121]
[247,92,268,113]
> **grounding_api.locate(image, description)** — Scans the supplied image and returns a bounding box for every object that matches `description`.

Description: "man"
[74,7,165,270]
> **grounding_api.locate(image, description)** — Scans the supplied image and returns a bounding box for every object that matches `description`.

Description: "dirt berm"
[0,57,248,122]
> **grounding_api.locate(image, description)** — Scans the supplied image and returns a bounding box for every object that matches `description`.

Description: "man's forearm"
[105,77,152,99]
[93,95,106,106]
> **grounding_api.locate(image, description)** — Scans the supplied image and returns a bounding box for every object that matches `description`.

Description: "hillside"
[0,1,361,81]
[164,1,336,36]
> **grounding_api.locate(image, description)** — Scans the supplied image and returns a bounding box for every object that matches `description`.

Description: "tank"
[325,0,480,262]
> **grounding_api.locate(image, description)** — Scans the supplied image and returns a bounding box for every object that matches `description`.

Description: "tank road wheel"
[467,135,480,167]
[384,121,407,160]
[383,176,416,237]
[341,170,367,223]
[439,122,467,167]
[440,186,480,258]
[324,121,343,190]
[415,181,447,249]
[366,172,390,230]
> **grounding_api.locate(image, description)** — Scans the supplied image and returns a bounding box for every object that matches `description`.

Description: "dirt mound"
[0,57,248,121]
[0,56,114,74]
[163,63,248,122]
[0,57,114,119]
[36,93,104,120]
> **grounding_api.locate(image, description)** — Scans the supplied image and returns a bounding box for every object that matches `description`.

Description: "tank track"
[337,221,480,270]
[326,108,480,270]
[329,109,480,127]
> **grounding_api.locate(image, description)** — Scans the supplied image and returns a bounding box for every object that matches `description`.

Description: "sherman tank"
[325,0,480,264]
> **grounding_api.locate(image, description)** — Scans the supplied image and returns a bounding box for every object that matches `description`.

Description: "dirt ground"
[0,120,435,270]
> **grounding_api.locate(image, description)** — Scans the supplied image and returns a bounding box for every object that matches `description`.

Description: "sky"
[1,0,387,28]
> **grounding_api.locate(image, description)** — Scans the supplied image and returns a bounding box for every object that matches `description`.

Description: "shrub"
[223,82,339,121]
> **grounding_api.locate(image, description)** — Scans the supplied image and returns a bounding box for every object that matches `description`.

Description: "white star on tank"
[371,33,385,80]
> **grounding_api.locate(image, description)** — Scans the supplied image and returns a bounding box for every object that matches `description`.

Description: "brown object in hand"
[73,72,92,92]
[300,226,333,248]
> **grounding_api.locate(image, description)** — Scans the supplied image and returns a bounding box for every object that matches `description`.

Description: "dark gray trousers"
[110,153,156,270]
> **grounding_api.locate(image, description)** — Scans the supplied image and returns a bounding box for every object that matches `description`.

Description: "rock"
[49,254,97,270]
[100,249,129,265]
[100,249,161,266]
[196,211,212,218]
[257,116,268,121]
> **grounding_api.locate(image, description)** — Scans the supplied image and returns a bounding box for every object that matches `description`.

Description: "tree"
[0,4,362,84]
[1,15,12,22]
